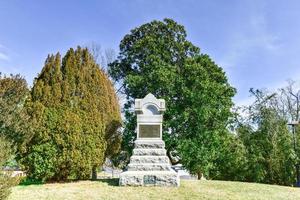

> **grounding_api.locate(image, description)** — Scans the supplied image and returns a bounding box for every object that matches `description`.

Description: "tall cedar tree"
[109,18,236,178]
[20,47,121,181]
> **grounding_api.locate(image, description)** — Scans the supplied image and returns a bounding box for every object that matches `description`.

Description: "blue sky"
[1,0,300,105]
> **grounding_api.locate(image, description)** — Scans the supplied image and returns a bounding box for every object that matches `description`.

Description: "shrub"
[0,136,19,200]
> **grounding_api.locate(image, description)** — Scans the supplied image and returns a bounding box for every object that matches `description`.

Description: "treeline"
[214,86,299,185]
[0,47,121,190]
[0,18,299,194]
[108,18,300,186]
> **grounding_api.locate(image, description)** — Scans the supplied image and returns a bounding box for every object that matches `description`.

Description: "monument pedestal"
[119,140,179,186]
[119,93,180,187]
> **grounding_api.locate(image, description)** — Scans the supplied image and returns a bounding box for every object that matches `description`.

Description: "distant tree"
[88,42,116,73]
[236,89,296,185]
[208,130,248,181]
[276,80,300,121]
[109,18,236,178]
[276,81,300,180]
[20,47,121,181]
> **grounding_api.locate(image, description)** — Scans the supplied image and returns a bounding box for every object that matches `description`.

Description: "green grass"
[8,179,300,200]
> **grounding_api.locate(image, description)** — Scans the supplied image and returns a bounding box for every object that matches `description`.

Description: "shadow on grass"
[18,177,120,187]
[19,178,84,186]
[94,178,119,186]
[19,178,44,186]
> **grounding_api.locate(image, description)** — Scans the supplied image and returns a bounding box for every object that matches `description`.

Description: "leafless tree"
[276,80,300,122]
[86,42,126,108]
[236,81,300,128]
[87,42,116,73]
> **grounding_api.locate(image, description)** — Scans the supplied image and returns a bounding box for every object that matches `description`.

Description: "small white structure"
[119,93,179,186]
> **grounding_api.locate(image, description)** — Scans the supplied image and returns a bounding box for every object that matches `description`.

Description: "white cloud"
[0,44,10,61]
[218,8,280,70]
[0,52,9,61]
[215,4,284,107]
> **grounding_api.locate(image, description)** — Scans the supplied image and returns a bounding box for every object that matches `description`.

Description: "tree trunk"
[197,171,202,180]
[92,166,97,180]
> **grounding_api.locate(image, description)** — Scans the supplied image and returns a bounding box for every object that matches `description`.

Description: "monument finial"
[135,93,166,114]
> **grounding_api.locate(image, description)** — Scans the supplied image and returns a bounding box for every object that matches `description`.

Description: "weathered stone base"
[119,171,179,187]
[119,140,180,187]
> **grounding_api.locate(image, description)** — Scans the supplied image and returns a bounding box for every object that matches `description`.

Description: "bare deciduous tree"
[87,42,116,73]
[275,80,300,122]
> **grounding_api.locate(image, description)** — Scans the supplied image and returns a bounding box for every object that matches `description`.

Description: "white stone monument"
[119,93,180,186]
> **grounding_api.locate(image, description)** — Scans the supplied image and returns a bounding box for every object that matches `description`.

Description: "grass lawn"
[8,179,300,200]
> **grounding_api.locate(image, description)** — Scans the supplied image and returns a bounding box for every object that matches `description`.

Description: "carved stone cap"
[135,93,166,115]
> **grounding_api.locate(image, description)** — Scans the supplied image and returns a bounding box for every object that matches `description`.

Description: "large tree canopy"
[109,18,236,178]
[19,47,121,181]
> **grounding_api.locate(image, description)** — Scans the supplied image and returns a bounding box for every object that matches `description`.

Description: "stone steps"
[133,148,166,156]
[128,163,172,171]
[134,140,165,149]
[130,155,170,164]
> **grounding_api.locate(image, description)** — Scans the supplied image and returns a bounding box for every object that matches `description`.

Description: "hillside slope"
[9,179,300,200]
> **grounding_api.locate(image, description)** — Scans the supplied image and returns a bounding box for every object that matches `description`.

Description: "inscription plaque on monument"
[143,175,156,185]
[139,124,160,138]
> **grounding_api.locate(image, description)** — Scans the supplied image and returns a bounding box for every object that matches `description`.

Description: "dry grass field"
[8,179,300,200]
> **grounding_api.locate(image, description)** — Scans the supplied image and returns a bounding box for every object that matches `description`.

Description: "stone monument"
[119,93,180,186]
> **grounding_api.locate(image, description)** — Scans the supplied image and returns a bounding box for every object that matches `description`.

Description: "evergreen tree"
[20,47,121,181]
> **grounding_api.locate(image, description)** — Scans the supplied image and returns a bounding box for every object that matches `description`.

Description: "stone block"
[130,156,170,164]
[127,163,172,171]
[134,140,165,149]
[133,148,166,156]
[119,171,180,187]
